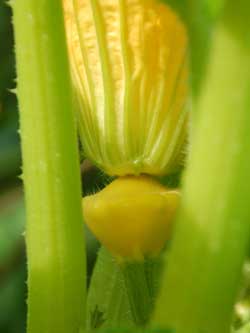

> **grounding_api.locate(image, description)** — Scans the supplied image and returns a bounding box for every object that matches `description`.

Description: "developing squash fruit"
[83,176,179,261]
[64,0,188,259]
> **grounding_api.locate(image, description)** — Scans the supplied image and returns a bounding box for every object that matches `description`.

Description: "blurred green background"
[0,1,26,332]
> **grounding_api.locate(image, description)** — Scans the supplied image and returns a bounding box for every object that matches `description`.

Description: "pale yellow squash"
[83,176,179,261]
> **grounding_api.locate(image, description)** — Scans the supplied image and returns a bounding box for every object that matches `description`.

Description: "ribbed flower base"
[64,0,189,176]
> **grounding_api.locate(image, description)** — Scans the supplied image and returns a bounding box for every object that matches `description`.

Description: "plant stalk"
[121,259,160,327]
[12,1,86,332]
[152,1,250,332]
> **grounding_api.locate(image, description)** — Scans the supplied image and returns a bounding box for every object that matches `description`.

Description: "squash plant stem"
[12,1,86,332]
[153,1,250,333]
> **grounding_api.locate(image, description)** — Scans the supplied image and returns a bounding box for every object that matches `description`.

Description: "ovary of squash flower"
[83,175,179,261]
[63,0,189,177]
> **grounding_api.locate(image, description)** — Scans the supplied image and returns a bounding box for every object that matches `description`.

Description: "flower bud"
[82,176,179,261]
[64,0,189,176]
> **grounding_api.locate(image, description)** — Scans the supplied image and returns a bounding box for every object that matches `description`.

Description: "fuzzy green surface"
[12,1,86,332]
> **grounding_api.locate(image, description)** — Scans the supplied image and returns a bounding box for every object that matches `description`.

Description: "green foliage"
[0,3,24,332]
[0,1,21,181]
[0,193,26,333]
[0,1,15,99]
[0,265,26,333]
[0,194,24,263]
[205,0,226,17]
[237,322,250,333]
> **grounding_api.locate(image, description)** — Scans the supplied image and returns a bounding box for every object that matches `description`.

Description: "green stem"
[152,1,250,333]
[121,257,163,328]
[122,261,153,327]
[12,1,86,332]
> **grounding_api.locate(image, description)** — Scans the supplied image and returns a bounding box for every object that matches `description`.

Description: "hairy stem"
[12,1,86,332]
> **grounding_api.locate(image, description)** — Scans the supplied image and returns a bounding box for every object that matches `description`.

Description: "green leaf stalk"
[12,1,86,332]
[152,1,250,332]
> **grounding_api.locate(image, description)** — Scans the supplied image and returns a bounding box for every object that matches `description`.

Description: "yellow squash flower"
[64,0,188,176]
[64,0,188,260]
